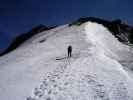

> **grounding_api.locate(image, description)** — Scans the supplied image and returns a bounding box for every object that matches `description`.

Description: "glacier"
[0,22,133,100]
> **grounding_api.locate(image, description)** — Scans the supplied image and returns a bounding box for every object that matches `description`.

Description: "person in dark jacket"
[68,45,72,57]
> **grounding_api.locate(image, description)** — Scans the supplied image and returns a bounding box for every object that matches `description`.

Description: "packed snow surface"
[0,22,133,100]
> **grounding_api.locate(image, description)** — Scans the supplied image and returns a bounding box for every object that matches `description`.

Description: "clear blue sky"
[0,0,133,52]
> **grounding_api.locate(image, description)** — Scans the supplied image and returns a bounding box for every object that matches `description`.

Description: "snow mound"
[0,22,133,100]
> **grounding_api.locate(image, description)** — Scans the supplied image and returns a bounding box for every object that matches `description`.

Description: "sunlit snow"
[0,22,133,100]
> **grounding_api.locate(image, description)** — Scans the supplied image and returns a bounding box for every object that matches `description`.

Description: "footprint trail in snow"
[27,55,131,100]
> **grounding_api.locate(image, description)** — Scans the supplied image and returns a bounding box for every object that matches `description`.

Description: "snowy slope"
[0,22,133,100]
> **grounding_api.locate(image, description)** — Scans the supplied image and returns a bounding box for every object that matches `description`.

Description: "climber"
[68,45,72,58]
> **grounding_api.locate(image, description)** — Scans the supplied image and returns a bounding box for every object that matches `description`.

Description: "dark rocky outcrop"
[0,24,51,56]
[69,17,133,44]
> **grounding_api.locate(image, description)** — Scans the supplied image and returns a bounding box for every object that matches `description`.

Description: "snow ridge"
[0,22,133,100]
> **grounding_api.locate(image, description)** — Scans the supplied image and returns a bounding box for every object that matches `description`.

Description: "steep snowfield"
[0,22,133,100]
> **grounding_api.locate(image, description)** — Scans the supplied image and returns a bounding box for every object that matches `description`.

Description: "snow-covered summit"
[0,21,133,100]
